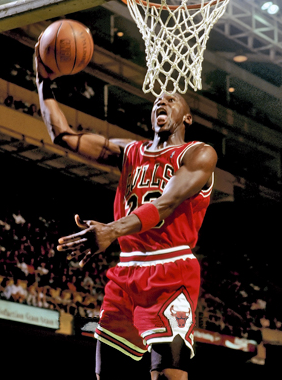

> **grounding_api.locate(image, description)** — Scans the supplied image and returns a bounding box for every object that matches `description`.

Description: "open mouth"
[156,108,168,124]
[157,108,167,117]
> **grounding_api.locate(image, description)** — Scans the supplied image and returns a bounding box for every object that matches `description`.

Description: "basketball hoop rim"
[121,0,226,11]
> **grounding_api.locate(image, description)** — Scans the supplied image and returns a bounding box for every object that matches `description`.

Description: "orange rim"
[121,0,226,11]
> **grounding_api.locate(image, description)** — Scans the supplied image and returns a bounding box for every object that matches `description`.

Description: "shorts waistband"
[118,245,195,267]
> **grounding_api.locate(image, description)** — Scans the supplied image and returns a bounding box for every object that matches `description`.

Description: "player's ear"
[183,113,192,126]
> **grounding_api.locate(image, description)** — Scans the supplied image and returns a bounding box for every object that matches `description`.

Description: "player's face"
[151,93,192,135]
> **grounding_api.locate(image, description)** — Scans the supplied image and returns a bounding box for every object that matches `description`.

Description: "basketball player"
[35,39,217,380]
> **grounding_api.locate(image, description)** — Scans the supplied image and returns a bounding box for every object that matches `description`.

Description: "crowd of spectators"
[0,209,119,319]
[196,247,282,342]
[4,94,41,118]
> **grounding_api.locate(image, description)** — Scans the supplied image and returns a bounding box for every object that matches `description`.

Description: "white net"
[124,0,230,97]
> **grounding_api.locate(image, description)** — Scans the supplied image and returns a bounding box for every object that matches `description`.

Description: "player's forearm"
[37,79,73,142]
[108,214,142,239]
[108,202,162,239]
[37,80,123,163]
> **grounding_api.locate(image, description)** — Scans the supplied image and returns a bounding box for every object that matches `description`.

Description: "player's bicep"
[179,144,217,193]
[153,145,217,219]
[160,165,205,205]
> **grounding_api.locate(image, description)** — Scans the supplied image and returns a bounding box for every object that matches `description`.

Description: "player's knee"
[151,369,188,380]
[151,335,191,373]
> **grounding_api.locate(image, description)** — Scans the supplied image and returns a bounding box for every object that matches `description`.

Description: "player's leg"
[96,340,142,380]
[151,370,187,380]
[131,259,200,380]
[150,335,191,380]
[94,271,148,380]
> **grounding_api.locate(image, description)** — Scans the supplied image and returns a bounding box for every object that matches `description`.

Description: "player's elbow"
[52,131,73,150]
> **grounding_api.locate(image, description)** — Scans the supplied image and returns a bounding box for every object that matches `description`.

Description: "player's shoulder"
[180,141,216,157]
[193,141,216,153]
[182,141,218,167]
[184,141,217,155]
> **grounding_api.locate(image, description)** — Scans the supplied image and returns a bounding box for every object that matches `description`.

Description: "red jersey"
[114,140,213,254]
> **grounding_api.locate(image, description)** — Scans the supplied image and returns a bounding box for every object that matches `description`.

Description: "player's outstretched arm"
[35,38,131,166]
[57,143,217,267]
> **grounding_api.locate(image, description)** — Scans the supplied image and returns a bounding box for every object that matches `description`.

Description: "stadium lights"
[261,2,280,14]
[233,54,248,63]
[261,1,273,10]
[233,50,248,63]
[268,4,280,14]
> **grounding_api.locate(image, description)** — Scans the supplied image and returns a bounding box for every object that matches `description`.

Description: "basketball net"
[122,0,230,97]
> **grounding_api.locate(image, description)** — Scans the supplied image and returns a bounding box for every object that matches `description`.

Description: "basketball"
[39,19,94,76]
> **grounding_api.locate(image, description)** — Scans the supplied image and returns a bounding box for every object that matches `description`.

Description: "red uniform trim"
[95,328,144,358]
[120,249,193,263]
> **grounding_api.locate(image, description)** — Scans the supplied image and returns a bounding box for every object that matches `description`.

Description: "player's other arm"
[112,143,217,233]
[153,143,217,219]
[35,40,131,165]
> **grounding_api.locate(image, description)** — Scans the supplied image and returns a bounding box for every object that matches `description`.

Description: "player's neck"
[150,132,185,150]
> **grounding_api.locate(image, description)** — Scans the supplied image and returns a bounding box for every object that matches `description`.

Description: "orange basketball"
[39,19,94,76]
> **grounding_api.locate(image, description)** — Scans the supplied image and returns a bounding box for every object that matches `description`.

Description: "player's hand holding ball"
[35,35,58,82]
[35,19,94,82]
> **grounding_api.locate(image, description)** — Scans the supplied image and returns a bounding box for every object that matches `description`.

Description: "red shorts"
[94,247,200,361]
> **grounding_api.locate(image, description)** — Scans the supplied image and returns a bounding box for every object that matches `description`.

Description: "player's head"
[151,92,192,136]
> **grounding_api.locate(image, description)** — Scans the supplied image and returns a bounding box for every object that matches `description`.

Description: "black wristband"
[42,79,55,100]
[98,137,110,162]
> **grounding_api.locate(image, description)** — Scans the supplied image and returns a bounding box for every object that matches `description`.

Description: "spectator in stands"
[17,255,29,277]
[81,271,95,292]
[81,81,95,99]
[26,282,38,306]
[14,99,28,112]
[37,285,49,308]
[0,276,8,296]
[67,275,78,293]
[26,257,36,284]
[68,258,81,273]
[0,216,11,231]
[71,290,84,315]
[36,261,49,286]
[25,103,38,117]
[2,278,18,301]
[274,319,282,331]
[4,95,14,108]
[12,210,26,225]
[4,250,17,276]
[16,279,28,303]
[46,282,61,311]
